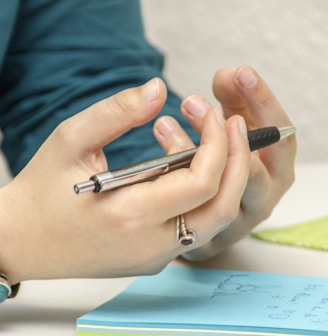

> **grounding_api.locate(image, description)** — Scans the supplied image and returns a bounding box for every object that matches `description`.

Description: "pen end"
[74,180,95,194]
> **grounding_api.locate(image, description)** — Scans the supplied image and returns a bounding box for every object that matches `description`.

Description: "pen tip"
[279,125,296,140]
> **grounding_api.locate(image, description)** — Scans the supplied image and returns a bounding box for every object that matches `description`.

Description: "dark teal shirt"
[0,0,198,175]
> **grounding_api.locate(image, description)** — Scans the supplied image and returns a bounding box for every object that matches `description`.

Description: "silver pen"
[74,125,296,194]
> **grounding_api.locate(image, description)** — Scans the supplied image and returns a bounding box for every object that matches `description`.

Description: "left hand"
[154,66,297,260]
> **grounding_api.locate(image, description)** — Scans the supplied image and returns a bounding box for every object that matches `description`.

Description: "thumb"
[61,77,167,154]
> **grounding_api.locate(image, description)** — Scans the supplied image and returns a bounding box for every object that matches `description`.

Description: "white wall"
[141,0,328,163]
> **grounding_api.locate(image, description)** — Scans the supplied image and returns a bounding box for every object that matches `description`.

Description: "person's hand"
[0,77,249,283]
[175,66,296,260]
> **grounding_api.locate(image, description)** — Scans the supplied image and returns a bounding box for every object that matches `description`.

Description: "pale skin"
[0,66,296,285]
[178,66,296,260]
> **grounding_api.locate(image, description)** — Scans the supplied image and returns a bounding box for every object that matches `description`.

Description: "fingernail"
[156,117,178,138]
[237,66,258,89]
[238,116,248,139]
[143,78,160,102]
[182,95,209,118]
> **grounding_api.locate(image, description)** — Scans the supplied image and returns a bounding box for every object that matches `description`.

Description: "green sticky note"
[252,216,328,251]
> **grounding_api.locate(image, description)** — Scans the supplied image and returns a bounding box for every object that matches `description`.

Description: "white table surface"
[1,161,328,335]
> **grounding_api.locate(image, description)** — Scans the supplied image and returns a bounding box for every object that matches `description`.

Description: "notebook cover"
[77,266,328,335]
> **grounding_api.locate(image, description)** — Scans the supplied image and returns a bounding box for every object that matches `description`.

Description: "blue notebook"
[77,266,328,335]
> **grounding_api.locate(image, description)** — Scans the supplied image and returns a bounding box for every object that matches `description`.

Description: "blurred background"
[1,0,327,186]
[142,0,328,162]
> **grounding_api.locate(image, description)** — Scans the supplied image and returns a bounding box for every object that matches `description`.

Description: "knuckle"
[254,94,271,110]
[248,160,266,184]
[107,88,141,122]
[52,119,75,146]
[218,203,239,226]
[249,203,274,225]
[260,206,274,221]
[195,175,220,200]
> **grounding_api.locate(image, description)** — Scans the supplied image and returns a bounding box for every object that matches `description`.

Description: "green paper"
[252,216,328,251]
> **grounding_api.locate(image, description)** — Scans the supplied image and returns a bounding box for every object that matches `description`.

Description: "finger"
[56,78,167,155]
[212,68,253,122]
[153,116,195,155]
[180,96,252,225]
[230,66,296,225]
[153,93,226,156]
[233,66,296,177]
[119,107,228,221]
[214,66,296,176]
[180,95,215,134]
[233,66,293,126]
[182,116,251,259]
[213,66,294,127]
[183,115,250,240]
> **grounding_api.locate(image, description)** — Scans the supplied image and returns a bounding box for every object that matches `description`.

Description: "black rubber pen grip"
[248,127,280,151]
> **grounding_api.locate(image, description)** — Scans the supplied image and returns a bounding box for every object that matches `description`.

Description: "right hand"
[0,78,249,284]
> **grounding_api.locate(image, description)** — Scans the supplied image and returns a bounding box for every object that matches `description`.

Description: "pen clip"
[96,163,170,192]
[74,147,198,194]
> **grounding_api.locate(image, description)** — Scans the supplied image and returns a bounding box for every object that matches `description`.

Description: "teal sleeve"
[0,0,199,175]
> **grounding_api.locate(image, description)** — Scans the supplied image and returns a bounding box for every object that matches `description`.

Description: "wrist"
[0,184,26,285]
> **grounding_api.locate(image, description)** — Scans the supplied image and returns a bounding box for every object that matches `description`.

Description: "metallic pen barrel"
[74,125,296,194]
